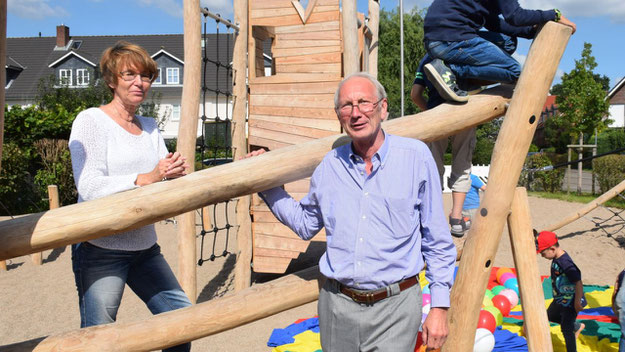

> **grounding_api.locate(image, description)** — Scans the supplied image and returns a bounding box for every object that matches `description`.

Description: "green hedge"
[519,153,565,192]
[593,154,625,194]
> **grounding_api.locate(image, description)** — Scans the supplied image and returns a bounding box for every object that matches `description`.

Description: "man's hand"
[242,148,267,159]
[421,307,449,350]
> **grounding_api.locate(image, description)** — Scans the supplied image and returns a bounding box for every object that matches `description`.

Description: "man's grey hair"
[334,72,388,109]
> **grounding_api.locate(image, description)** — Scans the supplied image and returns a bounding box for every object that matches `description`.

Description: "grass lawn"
[528,191,625,209]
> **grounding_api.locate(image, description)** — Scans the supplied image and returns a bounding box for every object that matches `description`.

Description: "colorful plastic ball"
[454,266,459,279]
[422,293,431,306]
[499,289,519,307]
[474,328,496,352]
[482,295,493,308]
[504,278,519,296]
[491,294,512,316]
[422,303,431,315]
[496,267,513,282]
[499,272,516,285]
[484,289,495,300]
[492,285,506,296]
[422,284,431,295]
[477,309,497,333]
[484,306,503,327]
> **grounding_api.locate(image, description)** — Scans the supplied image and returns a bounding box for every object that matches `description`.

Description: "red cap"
[536,231,558,253]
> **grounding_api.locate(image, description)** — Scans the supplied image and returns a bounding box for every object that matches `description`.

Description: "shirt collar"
[348,130,390,166]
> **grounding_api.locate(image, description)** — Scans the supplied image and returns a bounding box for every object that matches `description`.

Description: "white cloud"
[8,0,69,20]
[140,0,183,18]
[519,0,625,23]
[512,52,527,68]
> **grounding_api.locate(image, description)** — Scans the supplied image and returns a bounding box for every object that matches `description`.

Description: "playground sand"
[1,194,624,351]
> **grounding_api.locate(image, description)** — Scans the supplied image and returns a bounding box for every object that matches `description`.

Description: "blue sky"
[6,0,625,89]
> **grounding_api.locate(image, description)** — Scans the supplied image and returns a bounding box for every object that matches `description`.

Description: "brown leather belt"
[337,276,419,304]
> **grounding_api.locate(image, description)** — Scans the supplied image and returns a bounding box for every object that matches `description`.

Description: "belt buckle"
[365,291,374,304]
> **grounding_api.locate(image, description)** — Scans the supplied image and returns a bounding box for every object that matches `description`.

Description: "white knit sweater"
[69,107,167,250]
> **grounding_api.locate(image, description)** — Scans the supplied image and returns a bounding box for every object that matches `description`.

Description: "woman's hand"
[242,149,267,159]
[135,152,189,186]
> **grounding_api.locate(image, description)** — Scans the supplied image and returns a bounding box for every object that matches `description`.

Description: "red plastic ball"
[492,294,512,316]
[477,309,497,333]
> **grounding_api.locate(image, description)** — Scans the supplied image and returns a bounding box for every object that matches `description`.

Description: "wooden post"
[0,88,510,261]
[567,147,571,193]
[367,0,379,78]
[544,178,625,232]
[592,145,597,195]
[341,0,359,75]
[232,0,252,292]
[176,0,202,303]
[2,266,322,352]
[442,22,572,352]
[577,133,583,194]
[0,0,7,272]
[507,188,552,352]
[31,186,59,265]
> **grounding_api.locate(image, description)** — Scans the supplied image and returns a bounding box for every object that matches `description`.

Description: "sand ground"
[2,193,625,351]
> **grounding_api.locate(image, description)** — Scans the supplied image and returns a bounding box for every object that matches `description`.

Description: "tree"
[554,43,611,139]
[377,7,426,119]
[550,72,610,96]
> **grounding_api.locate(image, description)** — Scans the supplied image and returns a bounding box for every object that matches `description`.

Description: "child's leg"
[448,127,476,226]
[426,36,521,84]
[559,306,579,352]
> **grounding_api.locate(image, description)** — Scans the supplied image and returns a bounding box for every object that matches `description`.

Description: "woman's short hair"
[100,41,159,91]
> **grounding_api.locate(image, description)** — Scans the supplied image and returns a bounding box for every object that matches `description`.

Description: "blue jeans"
[72,242,192,352]
[426,31,521,85]
[615,286,625,351]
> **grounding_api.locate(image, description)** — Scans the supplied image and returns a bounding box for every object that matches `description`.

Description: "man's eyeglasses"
[337,98,384,116]
[119,71,154,83]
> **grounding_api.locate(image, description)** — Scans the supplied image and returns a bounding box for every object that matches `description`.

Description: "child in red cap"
[536,230,586,352]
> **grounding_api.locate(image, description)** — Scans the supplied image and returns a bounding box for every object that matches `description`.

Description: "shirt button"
[364,192,369,196]
[362,215,366,219]
[356,283,360,287]
[359,237,363,242]
[360,171,364,175]
[357,261,361,266]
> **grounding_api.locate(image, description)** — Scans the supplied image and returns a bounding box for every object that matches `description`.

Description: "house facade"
[607,77,625,128]
[5,25,232,140]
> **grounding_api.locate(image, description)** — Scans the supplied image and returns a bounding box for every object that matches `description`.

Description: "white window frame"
[171,104,181,121]
[76,68,89,86]
[153,68,162,85]
[59,69,72,86]
[166,67,179,85]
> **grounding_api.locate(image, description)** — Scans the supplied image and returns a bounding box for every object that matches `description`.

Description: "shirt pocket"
[371,195,418,239]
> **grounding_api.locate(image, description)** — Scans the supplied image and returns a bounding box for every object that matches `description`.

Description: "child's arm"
[411,83,428,111]
[574,280,584,313]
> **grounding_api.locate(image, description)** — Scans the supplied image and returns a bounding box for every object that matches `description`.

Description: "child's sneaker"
[424,59,469,103]
[449,216,468,237]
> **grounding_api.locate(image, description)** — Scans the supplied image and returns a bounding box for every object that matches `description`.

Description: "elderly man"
[252,72,456,351]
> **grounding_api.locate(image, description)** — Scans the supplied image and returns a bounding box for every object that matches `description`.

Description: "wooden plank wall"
[248,0,342,273]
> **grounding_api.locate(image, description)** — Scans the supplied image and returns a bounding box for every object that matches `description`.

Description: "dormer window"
[154,68,162,85]
[76,69,89,86]
[166,67,179,85]
[59,69,72,86]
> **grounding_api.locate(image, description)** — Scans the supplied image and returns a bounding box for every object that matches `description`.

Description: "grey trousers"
[428,126,476,193]
[318,280,422,352]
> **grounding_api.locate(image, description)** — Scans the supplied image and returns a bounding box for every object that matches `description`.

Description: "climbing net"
[581,192,625,246]
[196,8,238,265]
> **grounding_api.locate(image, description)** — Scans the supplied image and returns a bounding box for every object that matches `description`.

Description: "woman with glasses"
[68,41,191,351]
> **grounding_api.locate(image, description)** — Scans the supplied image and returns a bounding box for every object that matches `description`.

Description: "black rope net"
[580,192,625,246]
[196,9,237,265]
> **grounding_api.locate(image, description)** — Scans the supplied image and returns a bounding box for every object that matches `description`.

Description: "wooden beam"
[176,0,202,303]
[341,0,359,75]
[507,188,553,352]
[0,87,510,261]
[1,267,323,352]
[543,178,625,232]
[442,22,572,352]
[367,0,379,78]
[233,0,253,292]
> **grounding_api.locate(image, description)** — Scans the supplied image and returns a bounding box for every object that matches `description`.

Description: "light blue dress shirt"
[259,132,456,307]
